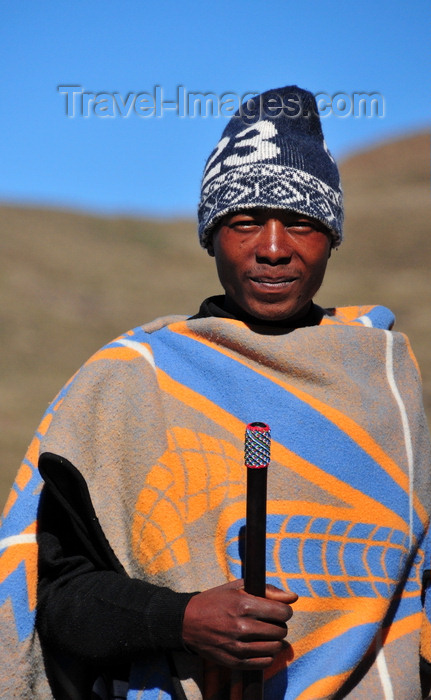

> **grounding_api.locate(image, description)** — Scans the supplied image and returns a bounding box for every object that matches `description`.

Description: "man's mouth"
[250,276,297,288]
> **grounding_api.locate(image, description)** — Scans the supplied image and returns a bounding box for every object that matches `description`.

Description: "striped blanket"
[1,304,430,699]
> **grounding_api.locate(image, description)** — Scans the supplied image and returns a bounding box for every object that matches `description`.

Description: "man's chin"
[242,301,311,324]
[224,294,312,323]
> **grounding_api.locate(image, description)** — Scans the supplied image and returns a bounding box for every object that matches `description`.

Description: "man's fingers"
[237,619,288,643]
[265,584,299,603]
[223,638,293,669]
[237,592,295,625]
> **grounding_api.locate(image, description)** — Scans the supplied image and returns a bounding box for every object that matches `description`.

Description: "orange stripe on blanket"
[1,489,17,519]
[0,524,38,610]
[383,611,422,647]
[294,671,351,700]
[37,411,53,438]
[420,615,431,663]
[25,435,40,468]
[85,346,144,364]
[15,463,33,491]
[166,322,427,527]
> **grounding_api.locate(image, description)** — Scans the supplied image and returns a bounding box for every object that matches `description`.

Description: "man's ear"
[206,232,215,257]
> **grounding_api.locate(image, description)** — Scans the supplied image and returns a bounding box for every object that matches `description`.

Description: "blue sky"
[0,1,429,217]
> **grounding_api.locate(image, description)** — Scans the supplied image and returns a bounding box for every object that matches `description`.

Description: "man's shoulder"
[38,316,193,446]
[140,313,191,334]
[76,314,191,375]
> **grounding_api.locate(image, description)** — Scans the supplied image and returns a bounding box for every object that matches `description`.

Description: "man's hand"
[182,579,298,669]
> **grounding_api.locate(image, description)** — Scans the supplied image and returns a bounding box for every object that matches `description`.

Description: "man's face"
[208,208,332,322]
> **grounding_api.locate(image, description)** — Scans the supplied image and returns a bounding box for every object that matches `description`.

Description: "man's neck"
[192,295,324,328]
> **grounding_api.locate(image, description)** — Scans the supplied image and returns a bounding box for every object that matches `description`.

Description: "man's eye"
[230,220,260,230]
[287,222,314,233]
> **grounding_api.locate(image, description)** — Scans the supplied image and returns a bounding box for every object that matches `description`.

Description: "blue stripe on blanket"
[0,562,35,641]
[270,621,380,699]
[0,465,41,538]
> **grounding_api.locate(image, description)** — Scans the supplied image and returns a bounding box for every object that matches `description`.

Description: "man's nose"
[255,219,292,264]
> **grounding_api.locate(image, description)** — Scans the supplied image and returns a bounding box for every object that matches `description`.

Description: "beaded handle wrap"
[244,422,271,468]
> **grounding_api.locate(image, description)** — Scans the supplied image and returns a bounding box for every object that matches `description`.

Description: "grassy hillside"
[1,130,429,506]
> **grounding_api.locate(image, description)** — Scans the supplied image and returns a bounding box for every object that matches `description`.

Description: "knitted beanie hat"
[198,85,343,248]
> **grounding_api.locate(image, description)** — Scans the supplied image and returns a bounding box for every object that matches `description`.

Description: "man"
[1,85,430,699]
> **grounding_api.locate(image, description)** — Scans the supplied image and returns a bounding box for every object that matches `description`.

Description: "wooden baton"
[242,422,271,700]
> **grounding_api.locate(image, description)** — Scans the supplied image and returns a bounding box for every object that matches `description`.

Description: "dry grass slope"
[1,130,429,507]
